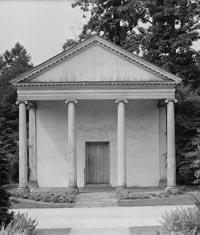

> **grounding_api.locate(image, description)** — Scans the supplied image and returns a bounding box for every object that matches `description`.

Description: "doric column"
[28,102,37,188]
[17,101,28,190]
[158,101,167,186]
[165,99,177,189]
[115,99,128,188]
[65,100,78,189]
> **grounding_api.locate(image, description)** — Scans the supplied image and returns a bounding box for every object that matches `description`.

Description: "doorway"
[85,142,110,185]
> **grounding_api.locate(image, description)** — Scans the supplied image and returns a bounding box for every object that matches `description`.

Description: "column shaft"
[117,100,127,187]
[159,104,167,185]
[67,101,77,188]
[167,100,176,188]
[19,102,28,189]
[29,104,37,184]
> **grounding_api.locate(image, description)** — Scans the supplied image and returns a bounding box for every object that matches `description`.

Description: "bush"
[0,148,13,227]
[175,94,200,185]
[159,206,200,235]
[0,187,13,227]
[11,190,77,203]
[0,212,37,235]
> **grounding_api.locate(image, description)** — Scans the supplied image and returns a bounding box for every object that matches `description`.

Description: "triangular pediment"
[12,36,181,86]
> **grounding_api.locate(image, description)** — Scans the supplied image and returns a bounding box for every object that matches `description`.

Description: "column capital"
[27,102,37,110]
[165,98,177,104]
[115,99,128,104]
[65,100,78,105]
[16,100,28,105]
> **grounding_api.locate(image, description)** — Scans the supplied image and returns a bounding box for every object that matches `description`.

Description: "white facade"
[36,100,159,187]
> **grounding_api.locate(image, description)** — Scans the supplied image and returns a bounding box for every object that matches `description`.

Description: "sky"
[0,0,87,65]
[0,0,199,66]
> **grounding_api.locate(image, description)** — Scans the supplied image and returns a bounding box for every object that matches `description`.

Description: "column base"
[116,186,128,200]
[116,186,127,191]
[18,186,29,192]
[68,186,79,193]
[165,186,179,194]
[159,179,167,187]
[28,181,38,191]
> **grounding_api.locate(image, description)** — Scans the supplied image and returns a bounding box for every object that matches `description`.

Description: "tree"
[174,85,200,184]
[72,0,200,184]
[63,39,79,50]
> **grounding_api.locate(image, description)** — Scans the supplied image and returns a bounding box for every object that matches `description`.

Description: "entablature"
[17,88,175,101]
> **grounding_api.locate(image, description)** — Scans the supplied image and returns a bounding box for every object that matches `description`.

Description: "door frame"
[85,141,110,186]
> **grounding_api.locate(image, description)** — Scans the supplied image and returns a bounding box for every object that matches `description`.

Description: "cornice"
[16,81,176,89]
[16,81,176,87]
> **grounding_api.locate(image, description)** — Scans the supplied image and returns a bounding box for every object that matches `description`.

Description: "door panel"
[86,142,110,184]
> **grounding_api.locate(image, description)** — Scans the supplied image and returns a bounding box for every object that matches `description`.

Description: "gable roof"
[12,35,182,86]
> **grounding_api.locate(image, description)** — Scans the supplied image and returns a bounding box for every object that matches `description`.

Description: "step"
[37,227,160,235]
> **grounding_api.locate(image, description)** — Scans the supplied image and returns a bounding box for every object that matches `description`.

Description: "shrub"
[159,206,200,235]
[11,190,77,203]
[0,212,37,235]
[0,148,13,227]
[176,96,200,185]
[0,187,13,227]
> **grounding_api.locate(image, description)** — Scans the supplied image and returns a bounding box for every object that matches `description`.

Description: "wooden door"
[86,142,110,185]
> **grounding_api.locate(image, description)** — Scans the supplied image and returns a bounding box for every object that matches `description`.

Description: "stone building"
[12,36,181,191]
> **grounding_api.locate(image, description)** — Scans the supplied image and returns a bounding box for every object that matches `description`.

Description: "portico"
[12,36,181,191]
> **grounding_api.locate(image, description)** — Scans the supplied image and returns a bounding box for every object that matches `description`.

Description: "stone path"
[37,227,159,235]
[13,205,192,234]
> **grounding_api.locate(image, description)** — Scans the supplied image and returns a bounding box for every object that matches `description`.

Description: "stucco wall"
[36,100,159,187]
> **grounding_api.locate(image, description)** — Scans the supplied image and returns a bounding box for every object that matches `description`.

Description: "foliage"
[63,39,79,50]
[11,190,77,203]
[0,148,9,186]
[0,43,33,183]
[0,187,13,228]
[158,196,200,234]
[175,86,200,184]
[0,213,37,235]
[159,206,200,235]
[0,145,13,227]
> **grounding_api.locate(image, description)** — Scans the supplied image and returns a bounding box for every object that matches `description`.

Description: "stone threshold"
[79,184,116,193]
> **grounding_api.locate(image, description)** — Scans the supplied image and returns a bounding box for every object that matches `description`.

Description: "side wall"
[36,100,160,187]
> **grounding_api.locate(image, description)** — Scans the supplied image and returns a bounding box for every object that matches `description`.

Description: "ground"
[12,206,192,235]
[10,186,200,208]
[9,186,200,234]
